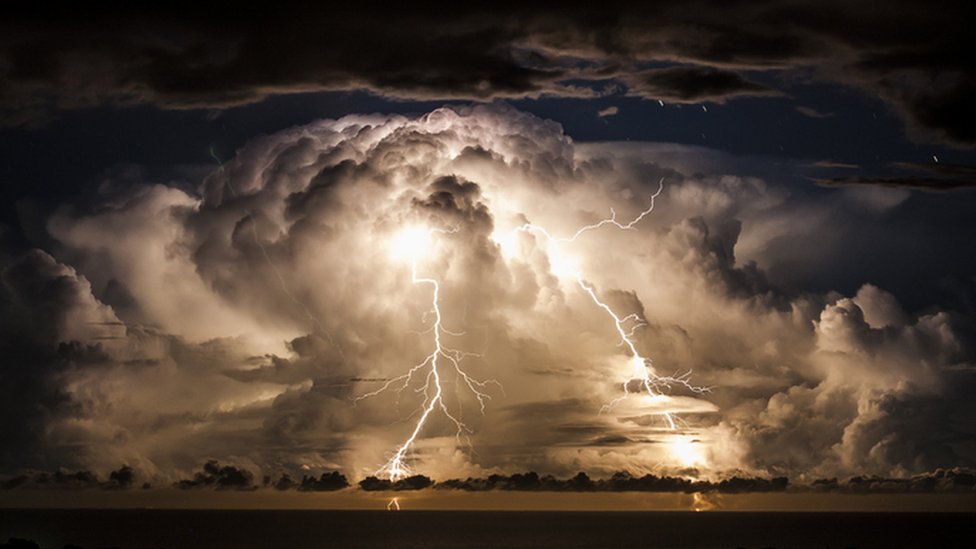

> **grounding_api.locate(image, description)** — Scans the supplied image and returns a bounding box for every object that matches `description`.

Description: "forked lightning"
[357,226,500,481]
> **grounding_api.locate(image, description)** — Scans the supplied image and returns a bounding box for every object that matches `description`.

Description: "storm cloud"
[0,105,973,486]
[623,66,780,103]
[3,2,976,146]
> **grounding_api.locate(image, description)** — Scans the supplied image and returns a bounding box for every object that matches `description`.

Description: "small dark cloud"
[298,471,349,492]
[175,460,256,491]
[358,475,433,491]
[624,66,782,104]
[106,465,135,489]
[272,473,298,491]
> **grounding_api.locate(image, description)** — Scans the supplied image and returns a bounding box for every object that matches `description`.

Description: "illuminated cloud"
[1,105,973,486]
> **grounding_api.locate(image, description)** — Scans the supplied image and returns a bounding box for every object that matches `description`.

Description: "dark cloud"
[0,250,115,471]
[1,468,101,490]
[3,2,975,145]
[623,66,781,103]
[0,6,561,127]
[298,471,349,492]
[106,465,135,489]
[271,473,297,491]
[426,471,789,493]
[815,161,976,191]
[359,475,433,491]
[811,468,976,493]
[175,460,256,490]
[0,465,140,490]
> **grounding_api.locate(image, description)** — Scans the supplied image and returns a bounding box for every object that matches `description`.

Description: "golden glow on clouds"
[489,229,519,258]
[29,105,965,484]
[389,225,434,263]
[668,436,705,467]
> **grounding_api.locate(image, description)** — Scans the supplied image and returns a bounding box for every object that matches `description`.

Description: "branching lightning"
[507,178,710,429]
[362,177,708,482]
[357,226,501,481]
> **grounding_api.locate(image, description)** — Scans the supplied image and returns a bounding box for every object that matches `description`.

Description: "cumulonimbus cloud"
[1,105,973,486]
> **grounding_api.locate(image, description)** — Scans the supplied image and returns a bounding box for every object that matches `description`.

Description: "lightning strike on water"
[692,492,715,512]
[387,497,401,510]
[357,226,501,481]
[506,178,710,429]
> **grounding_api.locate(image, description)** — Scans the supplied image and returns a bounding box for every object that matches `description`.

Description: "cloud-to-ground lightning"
[502,178,710,429]
[362,178,707,481]
[357,226,501,481]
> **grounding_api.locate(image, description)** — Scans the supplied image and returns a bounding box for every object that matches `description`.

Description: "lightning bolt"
[510,179,710,428]
[362,178,706,480]
[357,226,501,481]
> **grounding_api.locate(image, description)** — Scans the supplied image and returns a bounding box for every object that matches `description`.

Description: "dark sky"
[2,2,976,499]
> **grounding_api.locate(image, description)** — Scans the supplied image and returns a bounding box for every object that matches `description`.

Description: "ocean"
[1,509,973,549]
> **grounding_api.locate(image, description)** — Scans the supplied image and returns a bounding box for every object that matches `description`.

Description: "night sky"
[2,2,976,509]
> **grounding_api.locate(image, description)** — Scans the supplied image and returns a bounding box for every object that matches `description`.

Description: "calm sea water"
[1,510,973,549]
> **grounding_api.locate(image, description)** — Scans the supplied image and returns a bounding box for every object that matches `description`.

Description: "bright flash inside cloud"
[389,225,434,263]
[490,229,520,258]
[500,181,710,433]
[668,436,705,468]
[545,241,581,280]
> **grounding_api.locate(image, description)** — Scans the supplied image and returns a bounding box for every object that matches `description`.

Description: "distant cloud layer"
[3,2,975,146]
[623,67,780,103]
[817,162,976,191]
[6,464,975,496]
[1,105,974,486]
